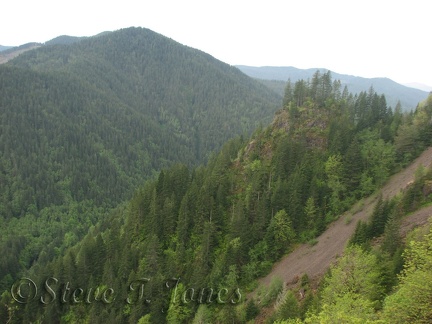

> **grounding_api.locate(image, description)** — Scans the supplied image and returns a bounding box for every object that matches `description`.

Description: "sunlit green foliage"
[382,224,432,323]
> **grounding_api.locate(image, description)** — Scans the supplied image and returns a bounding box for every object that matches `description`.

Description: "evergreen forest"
[0,27,280,300]
[1,27,432,323]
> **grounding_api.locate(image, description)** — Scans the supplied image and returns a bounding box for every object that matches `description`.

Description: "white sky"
[1,0,431,86]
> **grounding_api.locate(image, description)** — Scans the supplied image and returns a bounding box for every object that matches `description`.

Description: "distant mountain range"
[0,43,42,64]
[0,32,113,62]
[3,33,428,112]
[0,45,13,51]
[236,65,430,111]
[403,82,432,92]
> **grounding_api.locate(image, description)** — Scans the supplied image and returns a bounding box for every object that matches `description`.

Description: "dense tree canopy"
[1,42,431,322]
[0,27,281,297]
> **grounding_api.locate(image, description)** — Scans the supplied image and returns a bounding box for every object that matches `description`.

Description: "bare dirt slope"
[0,44,41,64]
[399,204,432,237]
[255,146,432,292]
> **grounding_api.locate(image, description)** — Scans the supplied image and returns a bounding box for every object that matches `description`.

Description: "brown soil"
[399,204,432,237]
[250,147,432,319]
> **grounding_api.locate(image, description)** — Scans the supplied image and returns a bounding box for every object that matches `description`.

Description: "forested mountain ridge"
[237,65,430,111]
[0,43,42,64]
[0,27,281,215]
[8,27,281,160]
[0,27,281,298]
[44,35,88,46]
[4,71,431,323]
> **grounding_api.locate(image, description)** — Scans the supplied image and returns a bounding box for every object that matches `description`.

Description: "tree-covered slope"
[0,27,283,214]
[0,43,42,64]
[273,151,432,324]
[237,65,429,111]
[9,27,281,158]
[0,64,190,213]
[4,72,431,323]
[44,35,87,46]
[0,27,281,298]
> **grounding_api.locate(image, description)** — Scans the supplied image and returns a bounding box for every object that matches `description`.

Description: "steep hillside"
[237,65,429,111]
[256,147,432,323]
[0,27,281,215]
[0,27,281,299]
[3,73,430,323]
[9,28,281,157]
[257,146,432,289]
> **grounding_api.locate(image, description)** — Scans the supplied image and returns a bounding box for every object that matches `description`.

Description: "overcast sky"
[2,0,431,87]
